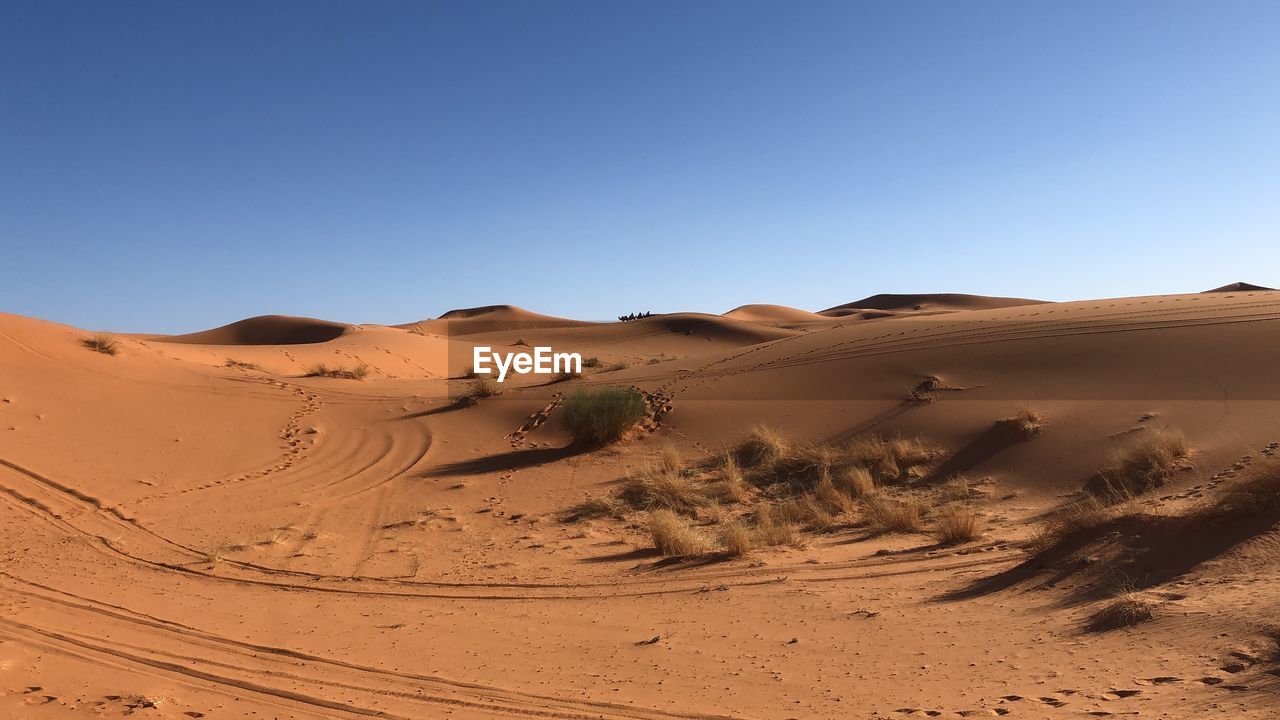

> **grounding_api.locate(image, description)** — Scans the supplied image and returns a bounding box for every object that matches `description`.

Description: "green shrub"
[560,387,647,444]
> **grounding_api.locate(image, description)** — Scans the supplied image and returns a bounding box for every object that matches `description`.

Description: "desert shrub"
[718,521,754,556]
[733,425,790,468]
[707,455,752,504]
[560,387,647,445]
[82,333,119,355]
[225,359,261,370]
[306,364,369,380]
[1087,592,1156,631]
[471,376,503,398]
[582,357,601,368]
[930,504,983,544]
[555,368,582,382]
[604,362,629,372]
[1085,429,1190,500]
[620,466,706,514]
[863,494,927,533]
[648,510,709,556]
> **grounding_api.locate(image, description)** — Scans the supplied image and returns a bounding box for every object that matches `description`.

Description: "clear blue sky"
[3,1,1278,332]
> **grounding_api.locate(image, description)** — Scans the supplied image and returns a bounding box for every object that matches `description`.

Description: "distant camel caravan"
[617,311,653,322]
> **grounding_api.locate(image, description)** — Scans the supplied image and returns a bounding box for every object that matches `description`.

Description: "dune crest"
[819,292,1046,317]
[153,314,351,345]
[723,304,829,323]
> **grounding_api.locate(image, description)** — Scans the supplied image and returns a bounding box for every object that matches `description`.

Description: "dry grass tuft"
[648,510,710,556]
[718,521,755,556]
[1003,406,1047,439]
[707,454,752,504]
[752,505,801,547]
[846,435,939,483]
[620,466,707,514]
[83,333,119,355]
[1088,592,1157,631]
[733,425,790,468]
[603,362,629,373]
[224,359,261,370]
[1028,495,1120,554]
[833,465,877,498]
[306,364,369,380]
[563,496,627,522]
[471,376,503,398]
[930,504,984,544]
[863,494,927,533]
[581,357,601,368]
[1086,429,1190,500]
[659,444,683,475]
[1209,465,1280,517]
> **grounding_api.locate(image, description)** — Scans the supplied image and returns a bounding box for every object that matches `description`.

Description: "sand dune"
[819,292,1047,317]
[4,289,1280,719]
[722,303,830,324]
[1204,281,1275,293]
[400,304,594,336]
[154,314,352,345]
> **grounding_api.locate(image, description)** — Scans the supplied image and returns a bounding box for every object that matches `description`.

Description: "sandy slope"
[2,289,1280,718]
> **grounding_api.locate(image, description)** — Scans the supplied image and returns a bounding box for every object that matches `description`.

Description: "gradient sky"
[3,1,1279,332]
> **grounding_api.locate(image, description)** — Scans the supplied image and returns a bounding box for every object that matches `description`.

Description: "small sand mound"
[155,315,351,345]
[819,293,1046,316]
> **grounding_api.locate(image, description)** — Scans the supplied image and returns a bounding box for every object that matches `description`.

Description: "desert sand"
[3,287,1280,719]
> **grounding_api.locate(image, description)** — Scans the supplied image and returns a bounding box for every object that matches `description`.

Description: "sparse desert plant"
[1028,495,1119,554]
[1002,406,1047,439]
[582,356,601,368]
[930,504,984,544]
[1209,465,1280,517]
[845,435,939,483]
[648,509,709,556]
[733,425,790,468]
[513,338,529,347]
[935,475,976,503]
[813,475,857,514]
[604,362,629,372]
[620,465,707,514]
[863,494,927,533]
[306,364,369,380]
[560,387,647,445]
[471,376,503,398]
[764,443,840,493]
[659,444,683,475]
[460,366,478,379]
[82,333,119,355]
[833,465,877,498]
[705,454,751,504]
[555,368,582,382]
[563,496,627,522]
[1088,592,1157,631]
[1086,429,1190,500]
[718,521,755,556]
[751,505,801,547]
[225,359,261,370]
